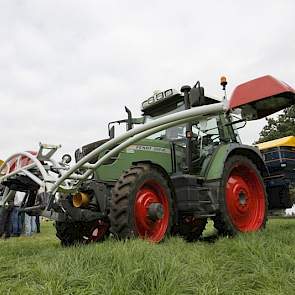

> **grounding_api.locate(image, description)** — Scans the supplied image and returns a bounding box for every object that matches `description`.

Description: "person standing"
[35,214,40,233]
[0,187,14,239]
[24,212,36,236]
[0,205,13,238]
[10,191,25,237]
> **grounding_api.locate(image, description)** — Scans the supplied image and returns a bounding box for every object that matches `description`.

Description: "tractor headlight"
[164,89,173,97]
[155,92,164,101]
[141,89,180,111]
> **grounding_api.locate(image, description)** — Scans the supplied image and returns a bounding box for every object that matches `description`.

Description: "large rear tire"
[109,163,173,242]
[213,155,267,236]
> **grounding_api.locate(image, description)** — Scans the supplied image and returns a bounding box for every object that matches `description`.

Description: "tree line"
[256,106,295,143]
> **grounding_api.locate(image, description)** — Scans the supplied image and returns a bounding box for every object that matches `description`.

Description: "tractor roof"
[142,88,221,117]
[256,136,295,150]
[229,75,295,120]
[141,89,184,116]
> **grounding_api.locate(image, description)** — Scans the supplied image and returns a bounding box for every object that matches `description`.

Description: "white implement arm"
[0,102,225,202]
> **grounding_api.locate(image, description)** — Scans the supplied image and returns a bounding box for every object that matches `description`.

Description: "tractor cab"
[141,85,240,174]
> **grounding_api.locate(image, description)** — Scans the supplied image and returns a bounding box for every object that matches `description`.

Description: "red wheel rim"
[226,164,265,232]
[134,180,169,242]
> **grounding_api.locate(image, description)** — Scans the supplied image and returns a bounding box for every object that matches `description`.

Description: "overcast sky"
[0,0,295,160]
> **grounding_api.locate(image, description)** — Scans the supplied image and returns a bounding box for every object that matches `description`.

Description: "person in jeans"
[22,190,38,235]
[24,213,36,236]
[10,207,22,236]
[10,191,26,236]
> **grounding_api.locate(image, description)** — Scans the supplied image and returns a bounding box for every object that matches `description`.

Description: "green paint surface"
[204,144,229,180]
[95,139,173,181]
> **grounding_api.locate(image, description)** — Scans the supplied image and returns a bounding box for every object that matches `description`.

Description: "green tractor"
[0,75,294,245]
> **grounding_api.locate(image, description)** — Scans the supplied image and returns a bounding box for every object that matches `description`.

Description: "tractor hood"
[229,75,295,120]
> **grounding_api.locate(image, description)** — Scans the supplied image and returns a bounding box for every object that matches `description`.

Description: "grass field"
[0,219,294,295]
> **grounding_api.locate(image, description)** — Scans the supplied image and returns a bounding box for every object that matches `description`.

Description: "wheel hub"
[147,203,164,221]
[134,180,170,242]
[238,191,247,206]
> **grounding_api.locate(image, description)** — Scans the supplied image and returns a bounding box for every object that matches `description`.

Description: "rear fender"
[204,144,268,181]
[132,161,175,196]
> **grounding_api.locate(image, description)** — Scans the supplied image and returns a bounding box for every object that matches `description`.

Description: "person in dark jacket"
[0,203,13,239]
[35,214,40,233]
[0,185,14,239]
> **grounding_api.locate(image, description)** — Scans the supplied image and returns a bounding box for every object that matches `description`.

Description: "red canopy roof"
[229,75,295,119]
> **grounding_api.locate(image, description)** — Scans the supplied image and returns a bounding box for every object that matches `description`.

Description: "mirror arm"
[224,119,246,126]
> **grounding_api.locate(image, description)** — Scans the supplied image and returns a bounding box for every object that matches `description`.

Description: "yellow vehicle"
[0,160,4,176]
[257,136,295,208]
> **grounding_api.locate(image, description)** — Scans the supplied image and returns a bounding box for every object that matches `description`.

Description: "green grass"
[1,219,295,295]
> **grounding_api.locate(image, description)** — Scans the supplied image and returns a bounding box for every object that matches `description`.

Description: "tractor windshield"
[145,103,186,140]
[145,104,226,145]
[144,103,240,174]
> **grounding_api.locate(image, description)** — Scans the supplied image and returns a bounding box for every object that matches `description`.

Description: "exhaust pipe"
[72,192,90,208]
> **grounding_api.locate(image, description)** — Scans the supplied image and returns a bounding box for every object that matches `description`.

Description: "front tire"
[213,155,267,236]
[109,163,173,242]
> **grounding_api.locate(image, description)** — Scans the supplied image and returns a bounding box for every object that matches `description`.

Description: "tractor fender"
[132,160,177,209]
[204,143,269,181]
[132,160,175,192]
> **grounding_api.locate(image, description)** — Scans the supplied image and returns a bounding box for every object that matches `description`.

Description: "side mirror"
[62,154,72,164]
[109,125,115,139]
[189,87,205,107]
